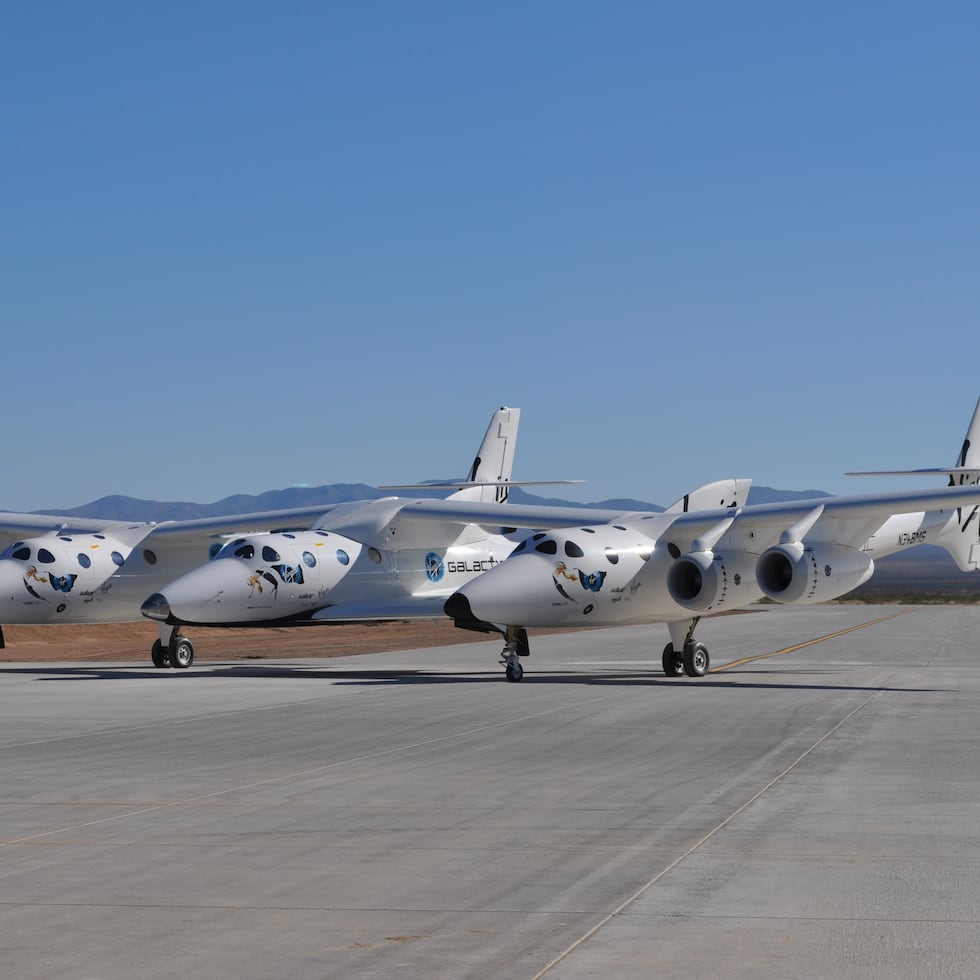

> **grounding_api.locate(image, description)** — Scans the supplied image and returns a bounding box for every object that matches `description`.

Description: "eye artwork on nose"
[579,570,607,593]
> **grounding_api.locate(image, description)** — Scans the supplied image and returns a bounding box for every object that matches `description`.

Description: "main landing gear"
[662,618,710,678]
[500,625,529,682]
[151,625,195,669]
[661,641,710,677]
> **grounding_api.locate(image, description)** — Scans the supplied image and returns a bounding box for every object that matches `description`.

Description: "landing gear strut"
[500,625,529,682]
[662,619,710,678]
[151,625,195,669]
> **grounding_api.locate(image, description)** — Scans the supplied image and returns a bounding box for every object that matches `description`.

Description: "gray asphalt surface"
[1,604,978,979]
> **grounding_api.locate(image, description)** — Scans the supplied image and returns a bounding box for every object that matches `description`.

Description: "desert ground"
[0,619,510,663]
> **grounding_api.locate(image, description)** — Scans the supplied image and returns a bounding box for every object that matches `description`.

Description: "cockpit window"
[12,545,31,561]
[533,532,547,541]
[564,541,585,558]
[262,546,281,562]
[535,539,558,555]
[234,544,255,560]
[510,539,528,555]
[37,548,56,564]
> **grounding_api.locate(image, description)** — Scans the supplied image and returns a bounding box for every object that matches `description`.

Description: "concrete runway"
[2,604,980,979]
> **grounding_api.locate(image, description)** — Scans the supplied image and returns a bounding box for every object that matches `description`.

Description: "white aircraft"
[137,407,549,667]
[433,397,980,680]
[0,407,529,668]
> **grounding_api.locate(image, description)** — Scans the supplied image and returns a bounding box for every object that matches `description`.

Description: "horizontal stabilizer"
[846,468,980,478]
[377,480,584,491]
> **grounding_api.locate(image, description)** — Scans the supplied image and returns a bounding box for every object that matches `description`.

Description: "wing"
[381,483,980,556]
[0,504,344,553]
[0,513,160,552]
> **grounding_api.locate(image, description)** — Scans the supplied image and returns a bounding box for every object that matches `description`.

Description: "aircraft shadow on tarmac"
[2,663,946,694]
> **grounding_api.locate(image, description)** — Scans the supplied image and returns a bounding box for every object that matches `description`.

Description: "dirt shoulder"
[0,620,550,663]
[0,609,770,664]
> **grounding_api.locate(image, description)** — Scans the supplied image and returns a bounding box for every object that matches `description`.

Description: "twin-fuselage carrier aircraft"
[0,408,546,667]
[3,400,980,679]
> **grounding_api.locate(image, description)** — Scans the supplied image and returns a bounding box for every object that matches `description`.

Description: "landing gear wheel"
[662,643,685,677]
[515,628,530,658]
[505,660,524,682]
[151,639,170,669]
[683,641,709,678]
[170,637,195,669]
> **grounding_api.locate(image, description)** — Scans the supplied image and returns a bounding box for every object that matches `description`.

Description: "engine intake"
[667,549,759,611]
[756,542,874,604]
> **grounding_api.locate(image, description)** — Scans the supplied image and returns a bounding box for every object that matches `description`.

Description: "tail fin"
[845,397,980,570]
[951,396,980,482]
[937,398,980,569]
[450,407,520,503]
[847,396,980,485]
[664,478,752,513]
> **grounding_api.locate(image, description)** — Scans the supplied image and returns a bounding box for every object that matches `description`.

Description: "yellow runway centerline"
[710,607,917,673]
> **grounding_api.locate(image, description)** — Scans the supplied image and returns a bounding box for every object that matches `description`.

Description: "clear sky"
[3,2,978,512]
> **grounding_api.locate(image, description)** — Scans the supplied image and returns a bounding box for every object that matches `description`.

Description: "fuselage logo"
[425,552,446,582]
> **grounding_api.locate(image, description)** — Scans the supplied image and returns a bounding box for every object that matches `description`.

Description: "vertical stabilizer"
[940,397,980,570]
[952,396,980,479]
[450,407,520,503]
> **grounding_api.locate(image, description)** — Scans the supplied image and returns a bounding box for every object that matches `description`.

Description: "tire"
[170,638,194,669]
[505,660,524,682]
[682,642,709,678]
[662,643,685,677]
[151,639,170,669]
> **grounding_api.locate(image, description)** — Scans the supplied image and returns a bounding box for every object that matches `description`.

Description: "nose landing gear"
[151,626,195,669]
[500,625,529,682]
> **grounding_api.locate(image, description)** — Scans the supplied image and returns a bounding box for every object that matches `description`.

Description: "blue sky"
[3,2,978,512]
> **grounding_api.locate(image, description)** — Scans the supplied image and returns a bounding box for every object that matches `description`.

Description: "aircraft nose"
[443,591,475,622]
[141,593,172,622]
[446,556,554,626]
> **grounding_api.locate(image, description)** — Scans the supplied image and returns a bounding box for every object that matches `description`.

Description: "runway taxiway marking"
[531,679,891,978]
[710,607,916,673]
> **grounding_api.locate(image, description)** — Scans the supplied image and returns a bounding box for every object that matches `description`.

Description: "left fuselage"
[142,521,520,627]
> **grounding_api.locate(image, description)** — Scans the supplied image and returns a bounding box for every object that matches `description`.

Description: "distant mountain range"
[21,484,831,523]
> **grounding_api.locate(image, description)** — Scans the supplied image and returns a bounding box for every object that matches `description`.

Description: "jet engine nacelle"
[666,549,760,612]
[756,541,874,604]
